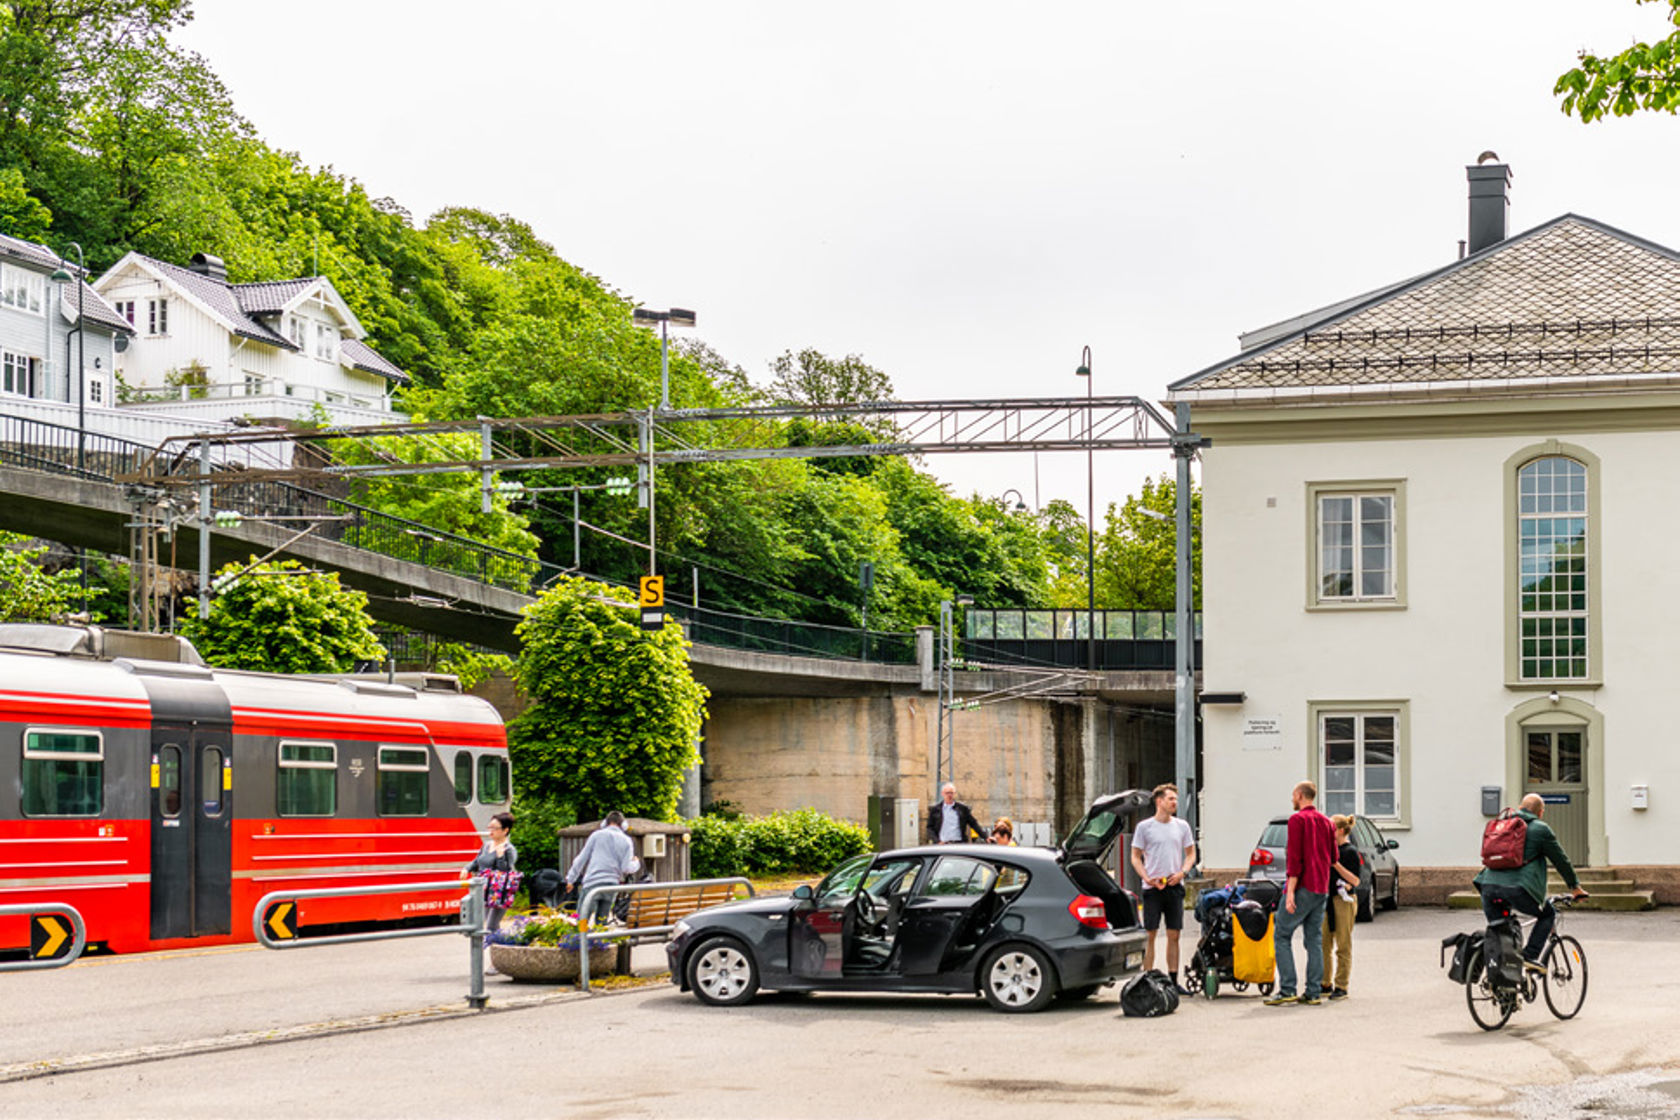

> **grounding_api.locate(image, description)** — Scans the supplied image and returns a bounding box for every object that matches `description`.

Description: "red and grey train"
[0,624,508,955]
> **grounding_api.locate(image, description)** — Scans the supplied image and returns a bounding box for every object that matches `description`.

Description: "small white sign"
[1241,715,1284,751]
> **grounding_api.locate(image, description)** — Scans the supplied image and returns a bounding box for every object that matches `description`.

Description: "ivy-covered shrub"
[688,808,872,878]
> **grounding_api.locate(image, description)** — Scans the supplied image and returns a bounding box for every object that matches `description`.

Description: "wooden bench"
[608,881,746,973]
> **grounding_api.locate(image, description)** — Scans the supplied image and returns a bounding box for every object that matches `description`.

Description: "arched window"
[1516,455,1589,681]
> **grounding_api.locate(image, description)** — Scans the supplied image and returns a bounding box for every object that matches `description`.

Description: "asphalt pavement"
[3,908,1680,1118]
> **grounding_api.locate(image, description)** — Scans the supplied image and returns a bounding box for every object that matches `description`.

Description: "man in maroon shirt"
[1263,780,1339,1006]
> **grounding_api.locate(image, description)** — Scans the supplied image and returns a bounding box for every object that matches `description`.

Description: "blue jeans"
[1273,889,1327,998]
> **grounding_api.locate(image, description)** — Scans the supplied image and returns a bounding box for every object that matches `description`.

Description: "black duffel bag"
[1441,930,1485,984]
[1120,969,1181,1017]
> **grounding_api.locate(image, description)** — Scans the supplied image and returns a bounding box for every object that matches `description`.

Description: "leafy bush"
[687,808,872,879]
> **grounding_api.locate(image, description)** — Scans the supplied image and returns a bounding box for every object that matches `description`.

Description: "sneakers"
[1300,994,1323,1006]
[1328,988,1349,1001]
[1262,993,1298,1006]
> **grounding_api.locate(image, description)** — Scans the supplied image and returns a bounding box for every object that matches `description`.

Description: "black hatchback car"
[667,791,1152,1013]
[1247,814,1400,921]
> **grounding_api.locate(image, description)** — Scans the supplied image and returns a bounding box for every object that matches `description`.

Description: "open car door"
[894,854,1010,977]
[789,853,871,979]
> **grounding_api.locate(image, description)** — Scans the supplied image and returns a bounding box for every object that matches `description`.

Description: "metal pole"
[466,877,487,1010]
[198,437,211,619]
[573,488,581,570]
[1086,358,1096,673]
[659,319,670,411]
[1174,401,1197,836]
[645,410,657,577]
[936,599,949,791]
[73,243,84,473]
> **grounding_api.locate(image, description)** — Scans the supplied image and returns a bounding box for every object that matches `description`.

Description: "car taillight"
[1249,848,1274,866]
[1068,894,1108,929]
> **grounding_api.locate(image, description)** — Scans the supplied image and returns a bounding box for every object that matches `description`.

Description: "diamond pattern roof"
[1171,216,1680,396]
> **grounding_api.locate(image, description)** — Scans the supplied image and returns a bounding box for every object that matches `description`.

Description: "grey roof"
[0,233,133,335]
[341,337,410,384]
[1170,215,1680,398]
[232,278,317,315]
[137,255,295,349]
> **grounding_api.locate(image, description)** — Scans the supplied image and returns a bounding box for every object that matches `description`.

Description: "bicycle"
[1463,893,1588,1030]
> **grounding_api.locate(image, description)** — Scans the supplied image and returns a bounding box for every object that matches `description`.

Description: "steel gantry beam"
[117,396,1180,488]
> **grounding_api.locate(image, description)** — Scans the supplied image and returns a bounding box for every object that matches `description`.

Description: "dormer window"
[288,316,305,348]
[1,265,44,315]
[314,322,336,361]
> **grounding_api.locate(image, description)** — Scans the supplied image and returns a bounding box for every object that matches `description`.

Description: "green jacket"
[1474,809,1580,904]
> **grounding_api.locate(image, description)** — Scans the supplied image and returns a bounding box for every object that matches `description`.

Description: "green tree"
[0,166,50,239]
[1093,475,1202,610]
[509,576,707,822]
[768,348,894,407]
[182,559,386,672]
[0,532,78,622]
[1556,0,1680,121]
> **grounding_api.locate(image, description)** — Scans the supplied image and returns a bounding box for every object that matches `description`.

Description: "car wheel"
[1383,875,1400,911]
[686,936,760,1007]
[1356,884,1374,923]
[1056,983,1101,1001]
[979,944,1056,1013]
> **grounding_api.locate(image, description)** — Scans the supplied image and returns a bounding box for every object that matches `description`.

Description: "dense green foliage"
[182,559,386,672]
[1557,0,1680,121]
[687,808,874,879]
[0,532,79,622]
[510,577,708,822]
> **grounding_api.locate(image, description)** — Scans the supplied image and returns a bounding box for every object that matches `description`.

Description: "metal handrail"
[0,902,87,971]
[573,877,755,991]
[251,879,491,1009]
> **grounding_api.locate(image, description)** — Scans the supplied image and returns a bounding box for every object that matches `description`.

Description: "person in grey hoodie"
[566,811,640,925]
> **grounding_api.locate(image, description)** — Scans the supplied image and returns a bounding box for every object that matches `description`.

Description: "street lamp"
[631,306,697,411]
[48,243,85,471]
[1000,488,1028,512]
[1075,346,1095,672]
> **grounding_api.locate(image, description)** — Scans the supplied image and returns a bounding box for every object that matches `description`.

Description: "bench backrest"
[624,883,741,929]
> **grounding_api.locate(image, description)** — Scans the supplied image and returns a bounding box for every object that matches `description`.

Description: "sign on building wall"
[1240,715,1284,751]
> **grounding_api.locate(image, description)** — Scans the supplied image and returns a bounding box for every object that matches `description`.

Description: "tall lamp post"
[48,243,86,472]
[632,306,697,412]
[999,488,1028,512]
[1075,346,1095,672]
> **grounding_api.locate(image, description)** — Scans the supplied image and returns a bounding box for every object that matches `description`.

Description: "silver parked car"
[1246,814,1400,922]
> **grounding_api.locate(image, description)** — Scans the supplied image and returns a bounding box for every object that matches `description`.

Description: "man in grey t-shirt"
[1129,783,1196,987]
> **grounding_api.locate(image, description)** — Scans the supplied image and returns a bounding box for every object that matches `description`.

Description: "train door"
[139,670,234,940]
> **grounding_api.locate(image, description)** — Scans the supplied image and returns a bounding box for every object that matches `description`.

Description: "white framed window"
[288,315,305,348]
[1316,708,1402,823]
[1319,492,1393,600]
[147,298,168,336]
[2,351,39,397]
[242,372,264,396]
[1,265,45,315]
[114,300,135,326]
[88,377,105,405]
[314,322,336,361]
[1518,456,1588,681]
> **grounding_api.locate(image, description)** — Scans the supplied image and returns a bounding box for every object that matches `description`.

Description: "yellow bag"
[1231,911,1276,986]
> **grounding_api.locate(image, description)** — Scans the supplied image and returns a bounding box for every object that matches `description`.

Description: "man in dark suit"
[927,782,986,844]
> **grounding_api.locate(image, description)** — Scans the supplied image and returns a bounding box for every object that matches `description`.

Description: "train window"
[453,751,473,804]
[159,745,182,817]
[477,754,510,805]
[201,747,225,816]
[378,746,429,817]
[277,740,337,817]
[21,728,103,817]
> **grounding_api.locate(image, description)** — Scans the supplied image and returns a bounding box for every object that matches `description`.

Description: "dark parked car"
[667,791,1152,1013]
[1247,814,1400,921]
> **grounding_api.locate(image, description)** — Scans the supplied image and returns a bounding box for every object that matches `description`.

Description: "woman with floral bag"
[462,812,520,934]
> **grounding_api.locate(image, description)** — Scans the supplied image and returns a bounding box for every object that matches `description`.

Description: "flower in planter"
[487,908,619,951]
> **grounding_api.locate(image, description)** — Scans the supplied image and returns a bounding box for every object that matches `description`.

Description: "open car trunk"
[1056,789,1154,930]
[1064,859,1139,929]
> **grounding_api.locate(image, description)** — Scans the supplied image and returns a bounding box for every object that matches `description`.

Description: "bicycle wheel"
[1542,934,1588,1020]
[1465,949,1513,1031]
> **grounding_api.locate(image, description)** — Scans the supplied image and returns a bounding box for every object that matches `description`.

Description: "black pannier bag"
[1441,930,1485,984]
[1483,916,1523,993]
[1120,969,1181,1018]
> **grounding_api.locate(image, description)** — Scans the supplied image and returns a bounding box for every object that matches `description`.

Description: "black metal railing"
[962,608,1202,671]
[666,602,919,665]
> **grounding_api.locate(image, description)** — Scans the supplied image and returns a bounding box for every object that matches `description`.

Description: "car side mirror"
[1386,839,1399,850]
[792,884,814,901]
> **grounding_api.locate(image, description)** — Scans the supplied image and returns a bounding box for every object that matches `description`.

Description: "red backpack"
[1480,809,1529,870]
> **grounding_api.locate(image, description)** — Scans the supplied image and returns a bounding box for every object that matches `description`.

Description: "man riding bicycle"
[1474,793,1588,972]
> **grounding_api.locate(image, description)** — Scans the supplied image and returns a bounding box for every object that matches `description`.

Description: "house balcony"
[120,377,407,429]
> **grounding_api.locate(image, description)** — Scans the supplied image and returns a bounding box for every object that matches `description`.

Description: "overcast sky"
[179,0,1680,517]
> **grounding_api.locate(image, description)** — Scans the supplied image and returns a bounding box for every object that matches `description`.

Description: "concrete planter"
[489,942,615,983]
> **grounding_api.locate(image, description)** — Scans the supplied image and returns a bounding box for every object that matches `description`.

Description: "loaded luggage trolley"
[1182,878,1281,999]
